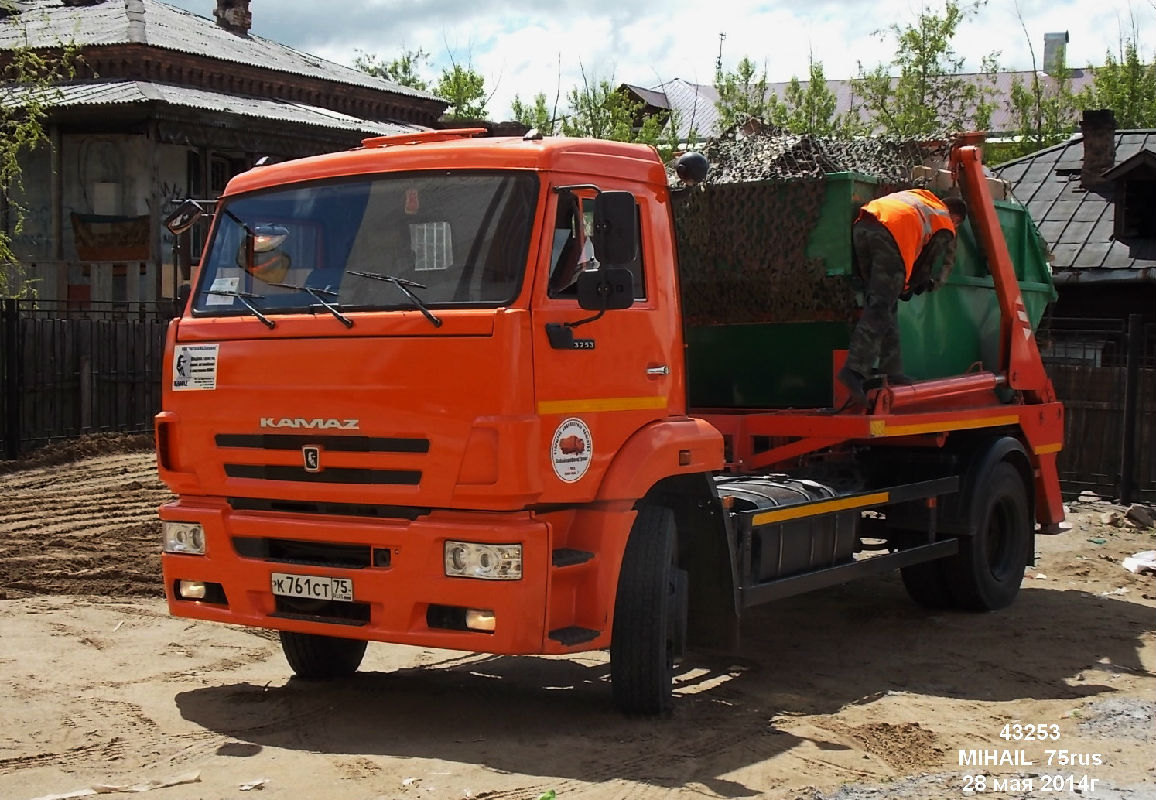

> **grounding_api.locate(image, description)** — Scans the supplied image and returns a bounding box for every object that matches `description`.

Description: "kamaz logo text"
[259,418,360,430]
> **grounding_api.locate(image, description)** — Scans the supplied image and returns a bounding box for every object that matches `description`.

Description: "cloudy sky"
[165,0,1154,120]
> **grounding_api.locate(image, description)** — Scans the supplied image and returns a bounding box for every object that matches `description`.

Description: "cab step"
[548,626,600,646]
[551,548,594,568]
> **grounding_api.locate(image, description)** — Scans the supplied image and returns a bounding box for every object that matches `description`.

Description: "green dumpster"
[679,174,1056,409]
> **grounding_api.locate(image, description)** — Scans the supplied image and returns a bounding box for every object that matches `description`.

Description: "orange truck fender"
[594,416,725,503]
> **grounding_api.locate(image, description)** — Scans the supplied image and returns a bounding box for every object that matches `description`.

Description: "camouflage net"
[671,126,952,325]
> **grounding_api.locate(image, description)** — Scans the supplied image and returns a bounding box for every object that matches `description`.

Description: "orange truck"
[157,129,1064,714]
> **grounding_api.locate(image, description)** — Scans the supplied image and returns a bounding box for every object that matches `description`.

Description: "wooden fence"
[1,299,172,458]
[1040,315,1155,503]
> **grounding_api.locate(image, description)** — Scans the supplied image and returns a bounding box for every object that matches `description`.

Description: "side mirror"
[577,266,634,312]
[592,191,637,266]
[164,199,205,235]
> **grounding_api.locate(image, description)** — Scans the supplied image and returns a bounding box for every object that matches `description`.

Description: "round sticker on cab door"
[550,418,593,483]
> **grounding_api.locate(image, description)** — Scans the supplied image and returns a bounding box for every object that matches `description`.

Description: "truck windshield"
[191,170,538,316]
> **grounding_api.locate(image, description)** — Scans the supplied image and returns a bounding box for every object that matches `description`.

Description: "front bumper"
[160,498,554,654]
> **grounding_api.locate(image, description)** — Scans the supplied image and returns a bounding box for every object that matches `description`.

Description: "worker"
[837,190,968,406]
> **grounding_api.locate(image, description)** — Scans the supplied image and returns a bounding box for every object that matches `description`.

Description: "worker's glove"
[899,288,913,301]
[912,279,936,295]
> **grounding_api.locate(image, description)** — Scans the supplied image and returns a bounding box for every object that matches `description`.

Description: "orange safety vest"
[859,189,956,283]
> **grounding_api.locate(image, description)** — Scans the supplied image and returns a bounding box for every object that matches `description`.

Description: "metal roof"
[994,130,1156,283]
[1,79,422,136]
[0,0,442,103]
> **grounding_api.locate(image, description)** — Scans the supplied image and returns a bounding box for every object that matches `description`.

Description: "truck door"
[530,187,680,500]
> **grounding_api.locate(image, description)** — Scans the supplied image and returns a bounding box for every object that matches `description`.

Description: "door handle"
[647,365,670,376]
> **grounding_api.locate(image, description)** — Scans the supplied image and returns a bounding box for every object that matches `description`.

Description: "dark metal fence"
[1,299,172,459]
[1038,313,1156,503]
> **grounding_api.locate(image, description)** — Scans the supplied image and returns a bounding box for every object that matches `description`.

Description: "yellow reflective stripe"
[537,396,668,415]
[871,415,1021,438]
[751,491,890,526]
[1033,443,1063,455]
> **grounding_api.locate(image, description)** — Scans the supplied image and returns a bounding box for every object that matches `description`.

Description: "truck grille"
[228,497,428,520]
[218,433,425,486]
[224,464,421,484]
[216,434,429,453]
[233,536,385,569]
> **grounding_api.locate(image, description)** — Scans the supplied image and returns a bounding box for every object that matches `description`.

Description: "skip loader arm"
[951,142,1056,404]
[950,140,1066,529]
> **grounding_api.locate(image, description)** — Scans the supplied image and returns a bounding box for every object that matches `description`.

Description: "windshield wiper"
[346,270,443,328]
[206,290,275,329]
[268,282,353,328]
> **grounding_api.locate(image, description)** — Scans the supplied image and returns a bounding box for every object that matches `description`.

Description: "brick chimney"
[214,0,251,36]
[1080,109,1116,192]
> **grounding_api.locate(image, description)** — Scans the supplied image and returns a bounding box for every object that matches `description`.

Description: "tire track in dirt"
[0,449,172,598]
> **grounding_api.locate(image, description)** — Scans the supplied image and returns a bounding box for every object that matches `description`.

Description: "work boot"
[837,365,868,407]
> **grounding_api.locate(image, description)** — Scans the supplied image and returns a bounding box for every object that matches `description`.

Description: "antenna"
[717,32,726,72]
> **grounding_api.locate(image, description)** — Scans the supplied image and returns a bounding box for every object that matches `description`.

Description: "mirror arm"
[219,206,255,237]
[560,308,606,330]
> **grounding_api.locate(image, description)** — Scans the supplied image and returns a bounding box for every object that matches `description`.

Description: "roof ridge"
[994,136,1072,167]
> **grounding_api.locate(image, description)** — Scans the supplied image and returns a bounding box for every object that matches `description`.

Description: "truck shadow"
[175,578,1152,794]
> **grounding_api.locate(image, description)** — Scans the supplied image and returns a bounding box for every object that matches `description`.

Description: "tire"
[899,556,955,609]
[279,631,367,679]
[610,505,685,715]
[944,462,1031,611]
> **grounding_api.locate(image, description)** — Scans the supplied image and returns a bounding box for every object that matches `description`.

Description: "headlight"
[444,541,522,580]
[163,521,206,555]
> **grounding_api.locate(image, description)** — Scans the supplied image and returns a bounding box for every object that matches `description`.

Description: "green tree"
[511,91,558,135]
[767,56,863,136]
[560,70,642,140]
[852,0,998,137]
[436,62,489,119]
[1079,38,1156,128]
[353,48,430,91]
[1,32,80,296]
[558,69,681,159]
[997,16,1081,163]
[354,47,492,120]
[714,56,776,130]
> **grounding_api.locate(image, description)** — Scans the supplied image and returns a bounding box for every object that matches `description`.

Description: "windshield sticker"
[172,344,220,391]
[206,276,239,306]
[550,418,593,483]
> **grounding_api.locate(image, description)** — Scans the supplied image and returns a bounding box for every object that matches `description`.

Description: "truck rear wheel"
[279,631,367,679]
[944,462,1031,611]
[610,505,684,715]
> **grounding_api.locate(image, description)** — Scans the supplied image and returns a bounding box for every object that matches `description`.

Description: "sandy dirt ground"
[0,441,1153,800]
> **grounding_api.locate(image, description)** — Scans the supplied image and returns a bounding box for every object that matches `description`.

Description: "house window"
[1118,178,1156,238]
[210,157,230,195]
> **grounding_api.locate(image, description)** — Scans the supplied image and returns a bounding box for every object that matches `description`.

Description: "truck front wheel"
[279,631,367,679]
[610,504,685,715]
[944,461,1031,611]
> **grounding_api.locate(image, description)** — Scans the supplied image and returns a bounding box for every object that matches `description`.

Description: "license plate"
[271,572,354,602]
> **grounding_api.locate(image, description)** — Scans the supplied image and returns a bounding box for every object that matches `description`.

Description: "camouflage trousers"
[847,219,907,376]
